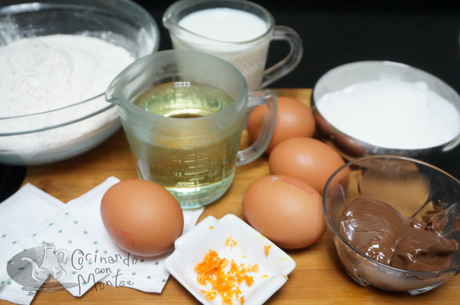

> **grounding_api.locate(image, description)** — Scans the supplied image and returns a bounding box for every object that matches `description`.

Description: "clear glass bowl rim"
[0,0,160,135]
[322,154,460,275]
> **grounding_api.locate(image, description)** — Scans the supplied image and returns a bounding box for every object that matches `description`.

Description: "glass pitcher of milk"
[163,0,303,91]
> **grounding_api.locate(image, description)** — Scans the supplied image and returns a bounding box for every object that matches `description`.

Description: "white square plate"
[165,214,296,305]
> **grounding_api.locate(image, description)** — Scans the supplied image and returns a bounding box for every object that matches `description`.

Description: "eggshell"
[269,137,346,194]
[100,179,184,257]
[247,96,315,154]
[242,175,326,249]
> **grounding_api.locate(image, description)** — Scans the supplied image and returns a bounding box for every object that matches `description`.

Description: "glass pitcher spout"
[162,10,177,32]
[162,2,191,40]
[162,4,217,45]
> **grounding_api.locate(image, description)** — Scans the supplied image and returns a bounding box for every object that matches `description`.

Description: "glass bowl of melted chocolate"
[323,155,460,295]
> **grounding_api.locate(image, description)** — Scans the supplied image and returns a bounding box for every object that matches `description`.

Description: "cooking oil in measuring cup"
[126,81,242,207]
[106,50,277,208]
[133,81,233,118]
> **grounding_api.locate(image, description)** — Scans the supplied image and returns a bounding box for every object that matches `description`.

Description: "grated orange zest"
[264,245,271,256]
[243,274,254,287]
[201,289,217,301]
[195,250,260,305]
[225,236,237,249]
[223,298,233,305]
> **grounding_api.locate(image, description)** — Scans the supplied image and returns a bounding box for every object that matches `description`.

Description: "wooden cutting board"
[7,89,458,305]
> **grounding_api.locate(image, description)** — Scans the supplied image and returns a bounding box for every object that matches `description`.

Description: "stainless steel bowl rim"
[311,60,460,154]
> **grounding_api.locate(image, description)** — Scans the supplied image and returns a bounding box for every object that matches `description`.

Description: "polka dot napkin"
[0,177,204,305]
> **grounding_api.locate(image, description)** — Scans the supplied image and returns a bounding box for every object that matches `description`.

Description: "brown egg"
[269,137,345,194]
[100,179,184,257]
[247,96,315,154]
[243,175,326,249]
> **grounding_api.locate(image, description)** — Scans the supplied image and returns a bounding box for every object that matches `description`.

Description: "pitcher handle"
[260,26,303,88]
[236,89,277,166]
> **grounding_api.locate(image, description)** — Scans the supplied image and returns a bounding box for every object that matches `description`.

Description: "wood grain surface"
[5,89,459,304]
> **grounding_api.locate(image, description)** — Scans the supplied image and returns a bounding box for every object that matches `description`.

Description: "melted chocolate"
[340,198,458,272]
[454,217,460,231]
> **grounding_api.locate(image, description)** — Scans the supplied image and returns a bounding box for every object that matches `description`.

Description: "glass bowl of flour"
[0,0,159,165]
[311,61,460,161]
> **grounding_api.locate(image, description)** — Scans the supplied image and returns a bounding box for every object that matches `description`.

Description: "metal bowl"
[311,61,460,161]
[323,155,460,295]
[0,0,159,165]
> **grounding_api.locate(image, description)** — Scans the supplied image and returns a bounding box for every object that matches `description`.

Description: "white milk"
[316,79,460,149]
[178,8,267,42]
[173,8,270,90]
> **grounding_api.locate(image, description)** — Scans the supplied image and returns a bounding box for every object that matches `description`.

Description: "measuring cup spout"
[105,76,126,107]
[105,96,124,106]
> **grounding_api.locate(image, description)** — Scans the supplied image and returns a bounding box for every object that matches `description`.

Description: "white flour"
[316,80,460,149]
[0,34,133,117]
[0,34,135,160]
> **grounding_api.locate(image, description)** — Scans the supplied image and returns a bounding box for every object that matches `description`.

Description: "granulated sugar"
[316,80,460,149]
[0,34,134,156]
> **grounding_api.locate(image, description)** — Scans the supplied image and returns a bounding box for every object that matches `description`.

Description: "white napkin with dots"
[0,177,204,305]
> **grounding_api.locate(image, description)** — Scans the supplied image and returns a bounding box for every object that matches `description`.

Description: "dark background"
[3,0,460,201]
[137,0,460,178]
[134,0,460,92]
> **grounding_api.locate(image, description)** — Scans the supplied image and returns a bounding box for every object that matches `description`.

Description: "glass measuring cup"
[163,0,303,91]
[106,50,277,209]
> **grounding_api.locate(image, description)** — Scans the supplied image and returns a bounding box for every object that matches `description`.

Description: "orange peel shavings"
[223,298,232,305]
[225,236,237,249]
[264,245,271,257]
[201,289,217,301]
[195,250,259,305]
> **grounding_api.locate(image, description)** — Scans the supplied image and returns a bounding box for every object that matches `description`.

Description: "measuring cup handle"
[236,90,277,166]
[260,26,303,88]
